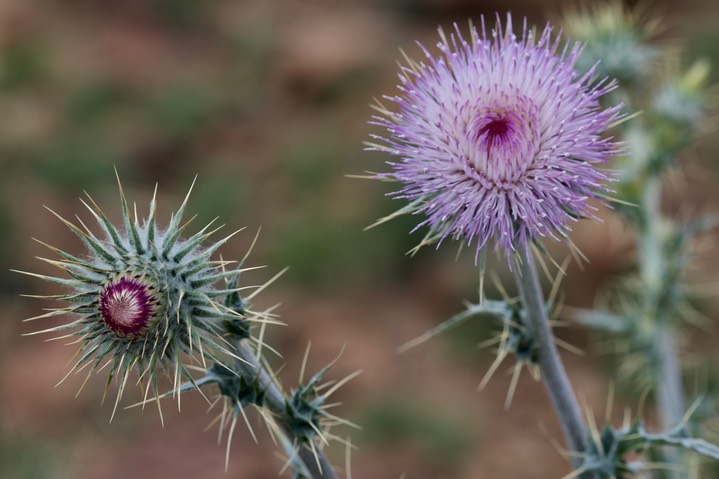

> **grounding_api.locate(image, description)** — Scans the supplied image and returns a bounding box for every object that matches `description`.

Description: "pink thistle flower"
[368,14,623,259]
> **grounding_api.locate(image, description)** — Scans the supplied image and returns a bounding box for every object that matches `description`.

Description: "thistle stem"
[511,244,589,459]
[231,340,338,479]
[640,175,686,475]
[656,328,685,429]
[641,176,686,429]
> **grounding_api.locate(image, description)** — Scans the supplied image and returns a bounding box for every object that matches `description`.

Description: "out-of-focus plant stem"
[639,174,687,476]
[512,244,591,472]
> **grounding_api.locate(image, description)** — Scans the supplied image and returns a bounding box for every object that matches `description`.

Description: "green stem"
[656,328,685,429]
[232,340,338,479]
[641,177,686,429]
[640,175,686,476]
[512,244,589,459]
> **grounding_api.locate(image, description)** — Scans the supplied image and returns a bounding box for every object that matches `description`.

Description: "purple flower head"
[368,14,623,259]
[99,276,158,337]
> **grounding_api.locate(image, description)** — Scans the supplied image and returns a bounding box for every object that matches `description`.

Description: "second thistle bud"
[561,2,659,86]
[19,176,247,418]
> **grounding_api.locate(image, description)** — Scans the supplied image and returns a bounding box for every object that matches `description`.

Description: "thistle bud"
[561,2,659,86]
[17,175,246,419]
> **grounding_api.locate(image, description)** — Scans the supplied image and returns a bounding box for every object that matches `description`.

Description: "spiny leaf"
[115,170,144,255]
[44,207,118,265]
[642,429,719,461]
[12,269,93,290]
[32,238,107,272]
[172,219,222,263]
[161,176,197,253]
[183,228,245,271]
[80,194,128,255]
[145,183,159,248]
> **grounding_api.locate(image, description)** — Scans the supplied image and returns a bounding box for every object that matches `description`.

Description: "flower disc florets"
[20,177,250,418]
[99,276,159,337]
[368,14,623,259]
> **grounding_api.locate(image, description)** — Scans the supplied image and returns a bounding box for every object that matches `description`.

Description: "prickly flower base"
[19,177,246,419]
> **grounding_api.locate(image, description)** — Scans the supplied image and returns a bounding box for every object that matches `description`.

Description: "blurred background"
[1,0,718,478]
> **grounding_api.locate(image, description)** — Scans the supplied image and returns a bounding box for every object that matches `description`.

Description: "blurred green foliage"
[443,301,505,363]
[358,398,474,470]
[65,80,133,126]
[686,21,719,83]
[281,132,342,195]
[150,0,211,30]
[146,85,222,141]
[34,140,121,190]
[191,167,252,226]
[0,197,13,293]
[0,40,48,90]
[0,431,60,479]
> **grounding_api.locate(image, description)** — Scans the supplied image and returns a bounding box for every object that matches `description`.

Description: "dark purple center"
[99,277,155,336]
[476,115,512,143]
[468,106,537,182]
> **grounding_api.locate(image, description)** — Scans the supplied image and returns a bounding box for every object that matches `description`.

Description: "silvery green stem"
[656,328,685,430]
[640,176,686,428]
[640,175,686,475]
[639,175,663,294]
[512,244,589,459]
[232,340,338,479]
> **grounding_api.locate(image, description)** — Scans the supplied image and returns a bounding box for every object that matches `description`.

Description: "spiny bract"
[367,13,624,260]
[18,176,252,420]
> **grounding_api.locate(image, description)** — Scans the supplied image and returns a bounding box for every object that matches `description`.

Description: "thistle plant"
[367,13,621,462]
[17,175,348,479]
[563,3,718,476]
[365,11,719,477]
[15,6,719,479]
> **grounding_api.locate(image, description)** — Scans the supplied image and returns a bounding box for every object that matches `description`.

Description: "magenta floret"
[99,277,157,337]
